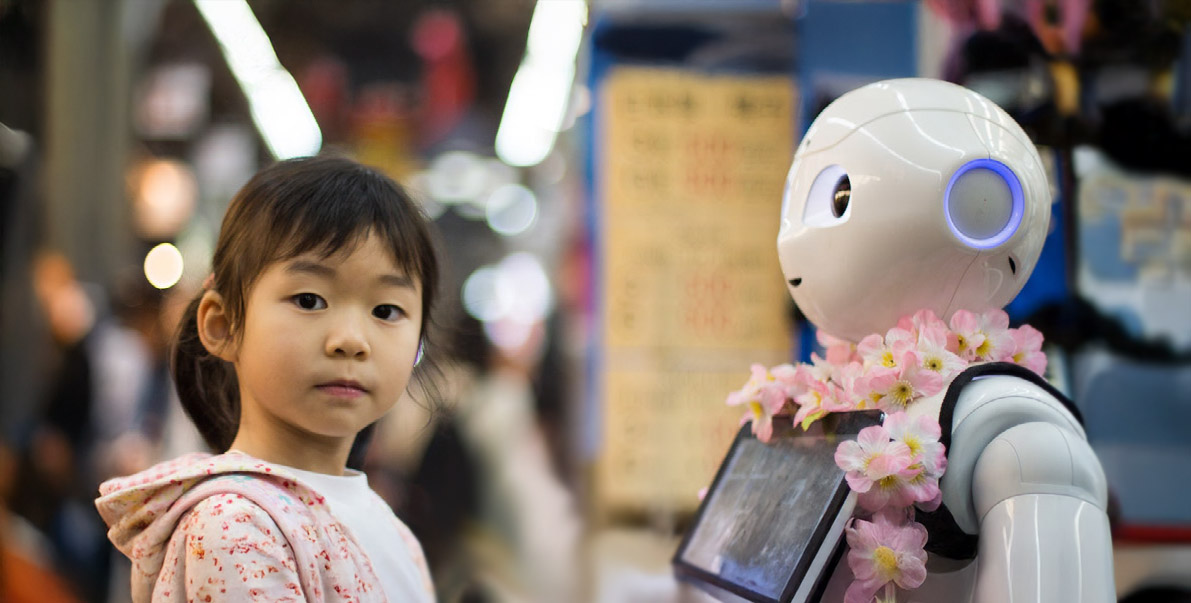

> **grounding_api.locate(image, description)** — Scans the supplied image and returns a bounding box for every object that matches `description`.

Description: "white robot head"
[777,78,1051,342]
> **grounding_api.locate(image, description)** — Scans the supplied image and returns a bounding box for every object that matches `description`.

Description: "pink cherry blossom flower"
[852,365,898,411]
[737,401,782,443]
[858,331,914,370]
[1009,324,1048,375]
[844,510,929,603]
[885,327,916,353]
[726,363,768,406]
[897,308,950,341]
[857,463,930,511]
[805,352,837,384]
[952,309,1016,362]
[834,426,913,498]
[770,362,810,400]
[915,324,966,380]
[793,379,850,430]
[866,352,945,412]
[972,308,1016,362]
[914,483,943,512]
[833,361,870,411]
[948,310,987,361]
[726,364,787,443]
[884,412,947,478]
[819,330,860,365]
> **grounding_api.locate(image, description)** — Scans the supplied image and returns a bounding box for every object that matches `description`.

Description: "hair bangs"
[262,161,432,287]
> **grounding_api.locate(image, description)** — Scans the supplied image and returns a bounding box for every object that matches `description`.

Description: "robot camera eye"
[803,165,852,227]
[831,175,851,218]
[944,159,1025,249]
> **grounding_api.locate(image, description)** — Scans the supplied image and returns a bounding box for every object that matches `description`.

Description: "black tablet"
[673,410,883,603]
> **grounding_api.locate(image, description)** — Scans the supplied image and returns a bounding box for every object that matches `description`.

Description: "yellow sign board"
[597,67,797,515]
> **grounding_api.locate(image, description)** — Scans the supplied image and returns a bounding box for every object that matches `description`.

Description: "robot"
[776,78,1114,601]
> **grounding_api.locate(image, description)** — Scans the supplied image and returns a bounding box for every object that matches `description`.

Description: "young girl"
[96,155,439,602]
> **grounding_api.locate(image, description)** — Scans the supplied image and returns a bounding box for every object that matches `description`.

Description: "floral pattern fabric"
[96,452,433,602]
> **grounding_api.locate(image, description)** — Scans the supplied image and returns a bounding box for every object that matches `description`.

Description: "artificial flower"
[866,352,945,412]
[915,324,966,379]
[833,361,872,411]
[834,425,913,497]
[857,463,929,511]
[837,416,944,511]
[805,351,838,384]
[819,330,860,365]
[896,308,950,342]
[1009,324,1047,375]
[726,364,787,443]
[971,308,1016,361]
[793,378,850,430]
[844,510,928,603]
[770,362,809,400]
[904,466,944,511]
[951,309,1016,362]
[883,412,947,477]
[857,330,914,370]
[948,310,988,361]
[855,365,899,411]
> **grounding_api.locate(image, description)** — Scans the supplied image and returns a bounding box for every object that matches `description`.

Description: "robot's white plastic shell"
[945,376,1113,602]
[777,79,1052,342]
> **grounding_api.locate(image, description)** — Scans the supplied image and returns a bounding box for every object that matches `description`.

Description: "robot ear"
[944,159,1025,249]
[802,165,852,227]
[413,340,425,367]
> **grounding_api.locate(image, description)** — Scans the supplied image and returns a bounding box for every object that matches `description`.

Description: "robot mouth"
[788,278,802,288]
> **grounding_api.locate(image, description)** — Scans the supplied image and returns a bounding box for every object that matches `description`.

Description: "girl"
[96,155,439,602]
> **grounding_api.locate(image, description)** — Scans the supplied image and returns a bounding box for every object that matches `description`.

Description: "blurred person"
[18,255,207,603]
[379,313,583,603]
[9,251,111,601]
[91,275,206,484]
[95,155,442,602]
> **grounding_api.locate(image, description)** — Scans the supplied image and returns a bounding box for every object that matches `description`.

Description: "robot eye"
[831,175,851,218]
[803,165,851,227]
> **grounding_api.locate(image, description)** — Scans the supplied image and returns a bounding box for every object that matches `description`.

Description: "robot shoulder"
[922,362,1093,558]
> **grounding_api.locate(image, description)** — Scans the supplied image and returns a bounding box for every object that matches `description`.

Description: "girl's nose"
[325,316,370,358]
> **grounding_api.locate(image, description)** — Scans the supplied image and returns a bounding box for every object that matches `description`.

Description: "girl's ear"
[197,290,238,363]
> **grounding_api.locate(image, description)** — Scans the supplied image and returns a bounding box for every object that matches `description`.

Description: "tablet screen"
[674,411,882,603]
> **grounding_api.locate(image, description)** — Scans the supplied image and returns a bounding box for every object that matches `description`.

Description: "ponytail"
[171,293,240,452]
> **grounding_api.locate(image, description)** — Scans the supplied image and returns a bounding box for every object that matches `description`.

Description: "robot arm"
[942,375,1115,602]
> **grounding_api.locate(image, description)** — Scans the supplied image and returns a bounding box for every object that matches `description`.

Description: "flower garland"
[724,308,1047,603]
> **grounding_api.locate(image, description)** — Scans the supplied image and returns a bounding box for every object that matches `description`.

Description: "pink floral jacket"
[96,452,433,602]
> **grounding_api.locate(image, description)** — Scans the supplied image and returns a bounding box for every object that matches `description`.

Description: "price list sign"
[596,67,797,515]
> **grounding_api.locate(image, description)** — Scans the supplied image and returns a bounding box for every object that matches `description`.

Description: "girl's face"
[232,232,423,454]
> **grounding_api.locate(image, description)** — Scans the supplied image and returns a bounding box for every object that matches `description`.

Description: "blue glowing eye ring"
[943,158,1024,250]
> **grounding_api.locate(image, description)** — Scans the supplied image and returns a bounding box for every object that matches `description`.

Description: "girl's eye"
[373,304,404,322]
[292,293,326,310]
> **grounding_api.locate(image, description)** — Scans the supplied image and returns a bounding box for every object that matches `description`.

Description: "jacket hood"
[95,452,325,591]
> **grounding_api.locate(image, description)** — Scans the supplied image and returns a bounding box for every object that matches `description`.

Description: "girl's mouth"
[316,380,367,398]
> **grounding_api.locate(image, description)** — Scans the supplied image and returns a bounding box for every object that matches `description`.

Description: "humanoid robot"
[776,78,1114,601]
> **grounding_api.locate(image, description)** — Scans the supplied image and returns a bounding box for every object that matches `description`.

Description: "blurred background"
[1,0,1190,601]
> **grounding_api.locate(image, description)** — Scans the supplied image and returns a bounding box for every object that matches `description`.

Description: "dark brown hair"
[172,155,441,452]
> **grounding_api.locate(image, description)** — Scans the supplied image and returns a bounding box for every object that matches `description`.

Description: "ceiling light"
[495,0,587,167]
[194,0,321,159]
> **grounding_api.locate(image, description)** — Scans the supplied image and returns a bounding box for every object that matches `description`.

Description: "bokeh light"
[143,243,185,289]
